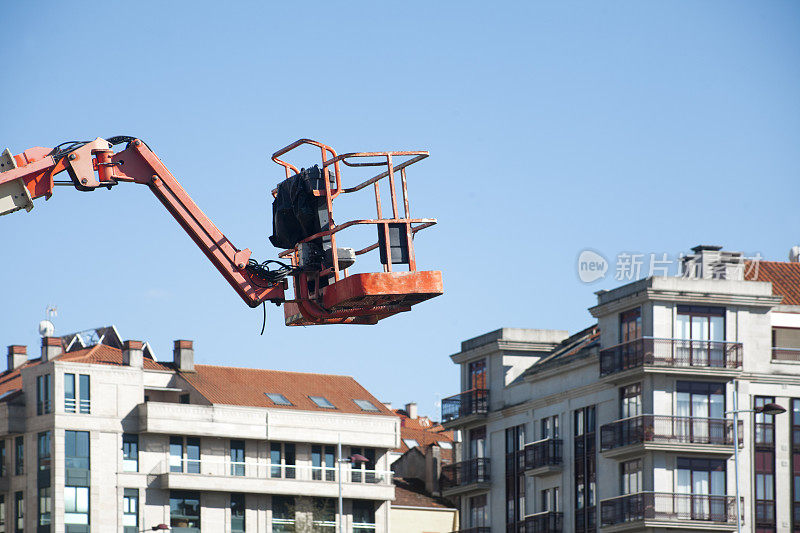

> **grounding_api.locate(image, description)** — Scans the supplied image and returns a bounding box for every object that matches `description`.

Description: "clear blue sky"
[2,1,799,418]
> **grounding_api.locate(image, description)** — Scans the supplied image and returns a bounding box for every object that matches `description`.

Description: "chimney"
[123,340,144,369]
[6,345,27,371]
[382,402,392,410]
[41,337,62,362]
[790,246,800,263]
[173,340,194,372]
[405,402,418,419]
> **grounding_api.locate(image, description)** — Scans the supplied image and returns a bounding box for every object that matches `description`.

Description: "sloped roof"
[393,409,454,455]
[59,344,169,371]
[392,477,456,509]
[179,364,395,416]
[522,324,600,378]
[746,260,800,306]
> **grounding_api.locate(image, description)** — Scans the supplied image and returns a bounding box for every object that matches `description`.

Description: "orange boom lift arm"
[0,137,442,326]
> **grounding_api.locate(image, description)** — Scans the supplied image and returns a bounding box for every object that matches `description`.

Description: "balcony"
[152,458,394,500]
[772,346,800,362]
[441,389,489,428]
[440,458,490,496]
[599,338,742,379]
[600,415,742,458]
[524,438,562,476]
[600,492,738,531]
[450,528,491,533]
[524,511,563,532]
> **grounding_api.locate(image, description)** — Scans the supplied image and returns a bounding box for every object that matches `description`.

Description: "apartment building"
[442,245,800,533]
[0,327,398,532]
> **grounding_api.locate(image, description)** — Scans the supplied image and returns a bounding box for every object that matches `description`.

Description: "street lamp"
[726,392,786,533]
[338,435,369,533]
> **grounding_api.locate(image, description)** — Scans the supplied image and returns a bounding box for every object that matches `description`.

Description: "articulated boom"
[0,137,442,327]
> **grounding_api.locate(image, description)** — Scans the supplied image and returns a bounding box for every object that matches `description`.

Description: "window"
[64,486,89,526]
[230,494,244,533]
[64,374,90,414]
[469,426,486,459]
[36,375,51,415]
[772,327,800,360]
[269,442,296,479]
[676,458,726,521]
[402,439,418,449]
[676,381,725,443]
[14,437,23,476]
[14,492,22,533]
[469,494,487,527]
[438,441,452,449]
[620,308,642,343]
[311,498,335,532]
[230,440,245,476]
[755,396,776,446]
[574,405,596,533]
[122,434,138,472]
[38,487,51,529]
[65,431,90,486]
[265,393,292,406]
[169,437,200,474]
[312,445,336,481]
[350,447,376,483]
[541,415,559,439]
[0,495,5,533]
[0,440,5,478]
[272,495,295,532]
[37,431,51,471]
[123,489,138,533]
[468,359,486,389]
[309,396,336,409]
[621,459,642,495]
[541,487,560,512]
[353,399,379,411]
[169,490,200,532]
[676,305,726,366]
[754,396,776,527]
[350,446,379,483]
[620,383,642,418]
[352,500,375,532]
[505,425,526,526]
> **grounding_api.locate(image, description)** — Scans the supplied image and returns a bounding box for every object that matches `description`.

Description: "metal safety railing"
[441,389,489,423]
[600,415,742,451]
[599,338,742,376]
[600,492,738,526]
[156,457,392,485]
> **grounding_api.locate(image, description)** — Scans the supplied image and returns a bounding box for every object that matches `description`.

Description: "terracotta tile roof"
[392,478,456,509]
[393,409,454,454]
[179,364,395,416]
[746,260,800,306]
[58,344,170,371]
[0,361,36,399]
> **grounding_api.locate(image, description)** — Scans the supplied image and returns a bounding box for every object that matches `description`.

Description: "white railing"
[64,398,91,414]
[157,458,392,485]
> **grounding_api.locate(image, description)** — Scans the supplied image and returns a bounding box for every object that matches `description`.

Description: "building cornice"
[450,340,556,364]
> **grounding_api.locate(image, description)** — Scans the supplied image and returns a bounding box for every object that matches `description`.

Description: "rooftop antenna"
[38,305,57,338]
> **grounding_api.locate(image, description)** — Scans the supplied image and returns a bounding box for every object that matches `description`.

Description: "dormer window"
[266,393,292,406]
[309,396,336,409]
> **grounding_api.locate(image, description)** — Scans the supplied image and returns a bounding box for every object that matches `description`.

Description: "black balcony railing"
[772,347,800,361]
[451,528,490,533]
[600,415,742,451]
[440,458,490,489]
[600,492,738,526]
[524,438,562,471]
[525,511,563,533]
[599,337,743,376]
[441,389,489,423]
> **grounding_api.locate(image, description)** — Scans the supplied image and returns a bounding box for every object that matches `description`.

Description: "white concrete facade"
[443,249,800,533]
[0,338,399,533]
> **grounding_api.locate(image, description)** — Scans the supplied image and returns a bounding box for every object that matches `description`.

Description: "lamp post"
[726,382,786,533]
[337,434,369,533]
